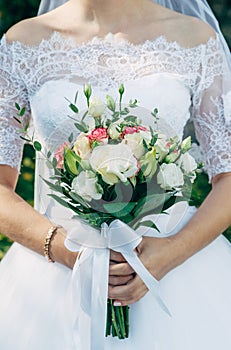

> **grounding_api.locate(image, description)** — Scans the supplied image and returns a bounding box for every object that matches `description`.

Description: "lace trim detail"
[193,96,231,180]
[0,32,224,95]
[0,31,230,177]
[0,114,24,171]
[0,42,31,171]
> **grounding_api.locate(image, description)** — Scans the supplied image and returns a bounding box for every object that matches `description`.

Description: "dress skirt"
[1,202,231,350]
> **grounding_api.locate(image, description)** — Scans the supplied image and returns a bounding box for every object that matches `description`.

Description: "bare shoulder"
[5,15,54,46]
[170,12,217,47]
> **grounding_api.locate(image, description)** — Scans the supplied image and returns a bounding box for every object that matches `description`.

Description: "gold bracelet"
[44,225,61,263]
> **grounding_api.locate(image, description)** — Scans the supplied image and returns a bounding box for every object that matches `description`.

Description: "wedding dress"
[0,31,231,350]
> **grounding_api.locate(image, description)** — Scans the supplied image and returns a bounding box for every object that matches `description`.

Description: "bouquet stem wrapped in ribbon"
[15,84,199,342]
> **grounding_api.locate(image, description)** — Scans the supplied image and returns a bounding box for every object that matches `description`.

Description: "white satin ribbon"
[65,219,171,350]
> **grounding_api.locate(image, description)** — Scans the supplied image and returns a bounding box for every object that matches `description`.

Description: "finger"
[109,274,135,286]
[108,275,148,304]
[110,250,126,263]
[109,262,134,276]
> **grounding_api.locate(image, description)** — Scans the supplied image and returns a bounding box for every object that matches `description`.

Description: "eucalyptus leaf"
[69,103,79,114]
[13,116,21,124]
[52,157,58,167]
[43,178,65,195]
[74,122,88,133]
[69,191,90,208]
[124,115,138,123]
[20,136,31,142]
[33,141,42,152]
[19,107,26,117]
[68,133,74,143]
[47,151,52,159]
[15,102,21,111]
[48,194,79,212]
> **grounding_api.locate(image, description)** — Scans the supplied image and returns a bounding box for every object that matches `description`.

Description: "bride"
[0,0,231,349]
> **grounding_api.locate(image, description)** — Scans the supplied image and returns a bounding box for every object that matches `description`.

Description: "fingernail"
[113,301,122,306]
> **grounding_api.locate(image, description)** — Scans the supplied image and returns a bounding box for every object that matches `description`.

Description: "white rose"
[71,171,103,202]
[73,133,91,160]
[157,163,184,190]
[88,97,105,117]
[122,130,151,159]
[90,143,139,185]
[177,153,197,174]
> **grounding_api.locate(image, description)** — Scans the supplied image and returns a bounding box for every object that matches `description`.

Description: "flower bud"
[119,84,125,96]
[165,151,179,163]
[180,136,191,154]
[106,95,116,112]
[88,97,105,117]
[84,83,92,100]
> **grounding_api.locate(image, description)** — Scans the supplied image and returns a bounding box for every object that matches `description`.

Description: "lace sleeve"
[0,36,31,172]
[192,37,231,181]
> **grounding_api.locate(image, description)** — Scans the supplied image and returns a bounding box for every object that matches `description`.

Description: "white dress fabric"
[0,32,231,350]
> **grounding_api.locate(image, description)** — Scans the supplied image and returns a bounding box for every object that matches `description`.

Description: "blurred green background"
[0,0,230,259]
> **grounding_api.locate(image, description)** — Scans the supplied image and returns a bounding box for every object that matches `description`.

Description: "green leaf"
[19,107,26,117]
[106,95,116,112]
[74,91,79,104]
[129,99,138,108]
[33,141,42,152]
[103,202,137,218]
[47,151,52,158]
[134,220,160,232]
[20,136,30,142]
[52,157,58,168]
[24,122,30,132]
[13,116,21,124]
[68,132,74,143]
[112,112,120,120]
[74,122,88,133]
[69,191,90,208]
[20,136,31,142]
[48,194,76,210]
[124,115,138,123]
[69,103,79,114]
[133,192,174,219]
[42,178,65,195]
[15,102,21,111]
[64,148,81,176]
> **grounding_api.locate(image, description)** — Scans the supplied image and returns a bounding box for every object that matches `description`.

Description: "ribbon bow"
[65,219,171,349]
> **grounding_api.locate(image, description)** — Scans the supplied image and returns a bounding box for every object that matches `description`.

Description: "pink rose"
[54,142,69,169]
[88,128,108,144]
[122,125,148,138]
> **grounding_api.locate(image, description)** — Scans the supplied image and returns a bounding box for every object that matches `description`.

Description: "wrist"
[166,232,190,270]
[49,226,78,269]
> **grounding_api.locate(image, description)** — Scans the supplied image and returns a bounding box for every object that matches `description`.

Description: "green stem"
[123,306,130,338]
[105,299,112,337]
[115,306,126,339]
[110,300,121,338]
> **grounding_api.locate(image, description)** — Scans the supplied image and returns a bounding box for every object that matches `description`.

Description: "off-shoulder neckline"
[1,30,220,52]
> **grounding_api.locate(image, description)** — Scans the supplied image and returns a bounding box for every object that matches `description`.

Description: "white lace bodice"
[0,31,231,182]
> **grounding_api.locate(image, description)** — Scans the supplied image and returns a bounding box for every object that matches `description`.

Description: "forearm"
[170,173,231,268]
[0,184,77,268]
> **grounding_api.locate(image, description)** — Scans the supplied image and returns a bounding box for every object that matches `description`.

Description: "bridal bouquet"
[16,84,198,340]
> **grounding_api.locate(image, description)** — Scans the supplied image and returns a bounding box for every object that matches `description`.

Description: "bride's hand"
[109,250,136,287]
[108,236,175,305]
